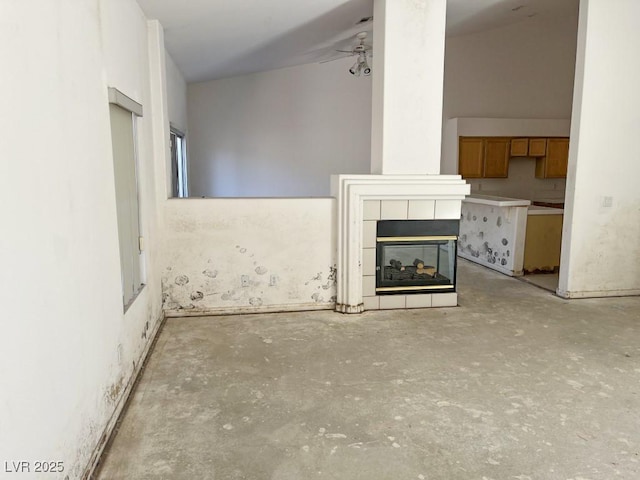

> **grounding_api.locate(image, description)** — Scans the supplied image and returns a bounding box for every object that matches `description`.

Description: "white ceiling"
[136,0,578,83]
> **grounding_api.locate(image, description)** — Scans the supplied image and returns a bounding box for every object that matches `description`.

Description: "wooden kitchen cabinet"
[524,211,563,273]
[510,138,529,156]
[458,137,484,178]
[459,137,510,178]
[535,138,569,178]
[483,138,510,177]
[528,138,547,157]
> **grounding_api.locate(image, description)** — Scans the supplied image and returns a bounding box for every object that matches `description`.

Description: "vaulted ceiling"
[136,0,579,83]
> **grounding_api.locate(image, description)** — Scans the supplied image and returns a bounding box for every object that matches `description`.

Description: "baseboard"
[83,312,166,480]
[556,288,640,299]
[164,301,335,317]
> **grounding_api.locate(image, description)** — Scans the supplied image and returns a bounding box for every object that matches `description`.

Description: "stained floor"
[96,259,640,480]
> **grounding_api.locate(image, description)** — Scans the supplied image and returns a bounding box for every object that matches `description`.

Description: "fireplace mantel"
[330,175,470,313]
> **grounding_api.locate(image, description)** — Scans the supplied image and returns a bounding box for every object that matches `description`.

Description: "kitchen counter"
[528,205,564,215]
[464,194,531,207]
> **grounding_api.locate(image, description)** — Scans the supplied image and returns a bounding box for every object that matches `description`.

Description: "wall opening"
[170,127,188,198]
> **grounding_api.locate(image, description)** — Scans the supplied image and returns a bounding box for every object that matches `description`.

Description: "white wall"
[441,11,578,198]
[187,58,372,197]
[165,51,188,134]
[163,199,336,314]
[558,0,640,297]
[443,12,579,121]
[468,158,565,202]
[0,1,166,477]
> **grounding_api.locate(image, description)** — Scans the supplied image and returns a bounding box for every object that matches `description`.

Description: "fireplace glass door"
[376,220,458,295]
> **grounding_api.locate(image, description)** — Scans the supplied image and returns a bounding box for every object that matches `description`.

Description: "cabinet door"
[510,138,529,156]
[529,138,547,157]
[483,138,510,177]
[458,137,484,178]
[544,138,570,177]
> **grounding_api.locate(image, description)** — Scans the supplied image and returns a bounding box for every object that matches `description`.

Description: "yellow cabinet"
[458,137,484,178]
[458,137,510,178]
[535,138,569,178]
[528,138,547,157]
[483,138,510,177]
[510,138,529,156]
[524,212,563,273]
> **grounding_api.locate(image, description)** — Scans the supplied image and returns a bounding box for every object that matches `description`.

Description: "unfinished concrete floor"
[96,260,640,480]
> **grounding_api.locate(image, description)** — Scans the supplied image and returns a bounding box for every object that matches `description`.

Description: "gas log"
[417,266,437,277]
[389,259,405,271]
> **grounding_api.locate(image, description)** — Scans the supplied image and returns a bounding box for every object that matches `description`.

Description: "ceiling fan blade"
[320,55,353,64]
[336,49,354,54]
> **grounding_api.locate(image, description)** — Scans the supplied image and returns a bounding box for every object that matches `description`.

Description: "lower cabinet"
[524,213,563,273]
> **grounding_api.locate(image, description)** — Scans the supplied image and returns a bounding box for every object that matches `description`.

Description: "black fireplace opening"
[376,220,459,295]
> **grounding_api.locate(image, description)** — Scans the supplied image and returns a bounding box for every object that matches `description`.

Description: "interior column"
[370,0,447,174]
[558,0,640,298]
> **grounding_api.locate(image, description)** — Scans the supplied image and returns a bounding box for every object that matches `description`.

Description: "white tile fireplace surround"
[331,175,470,313]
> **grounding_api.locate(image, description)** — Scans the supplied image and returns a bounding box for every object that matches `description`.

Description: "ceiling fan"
[323,31,373,76]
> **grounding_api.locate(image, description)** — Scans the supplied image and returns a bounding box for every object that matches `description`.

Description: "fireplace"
[331,174,470,312]
[376,220,458,295]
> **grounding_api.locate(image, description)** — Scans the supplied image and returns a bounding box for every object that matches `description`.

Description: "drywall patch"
[249,297,263,306]
[162,269,199,310]
[190,291,204,301]
[105,376,125,405]
[203,269,218,278]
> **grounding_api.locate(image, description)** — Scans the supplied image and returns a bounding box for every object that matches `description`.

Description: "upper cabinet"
[459,137,510,178]
[510,138,529,157]
[528,138,547,157]
[483,138,510,177]
[458,136,569,179]
[458,137,484,178]
[535,138,570,178]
